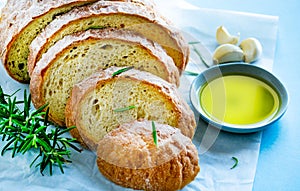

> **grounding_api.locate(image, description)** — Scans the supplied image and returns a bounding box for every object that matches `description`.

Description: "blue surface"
[186,0,300,190]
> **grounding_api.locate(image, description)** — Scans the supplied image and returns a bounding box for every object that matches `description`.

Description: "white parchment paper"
[0,0,278,190]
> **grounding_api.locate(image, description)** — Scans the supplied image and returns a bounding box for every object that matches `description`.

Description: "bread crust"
[28,28,180,86]
[96,120,200,191]
[65,67,196,150]
[28,0,189,75]
[0,0,98,83]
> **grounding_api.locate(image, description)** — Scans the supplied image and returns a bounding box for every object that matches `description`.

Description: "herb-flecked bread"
[30,28,180,126]
[96,119,200,191]
[28,0,189,76]
[0,0,98,83]
[65,67,196,150]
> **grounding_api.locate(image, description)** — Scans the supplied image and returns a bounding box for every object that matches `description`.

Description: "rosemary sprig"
[0,86,81,176]
[230,156,239,169]
[152,121,158,147]
[112,66,134,77]
[188,41,212,68]
[113,105,136,112]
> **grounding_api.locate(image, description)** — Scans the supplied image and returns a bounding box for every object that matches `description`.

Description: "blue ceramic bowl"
[190,63,289,133]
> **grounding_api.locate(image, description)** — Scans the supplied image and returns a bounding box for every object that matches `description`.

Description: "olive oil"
[200,75,280,125]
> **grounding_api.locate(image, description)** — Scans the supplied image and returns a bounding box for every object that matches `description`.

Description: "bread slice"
[65,67,196,150]
[28,1,189,76]
[30,29,180,126]
[28,28,179,84]
[96,119,200,191]
[0,0,99,83]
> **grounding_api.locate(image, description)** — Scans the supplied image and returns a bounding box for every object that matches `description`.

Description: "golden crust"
[96,120,200,191]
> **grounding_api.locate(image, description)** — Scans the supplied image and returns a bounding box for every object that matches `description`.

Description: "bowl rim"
[189,63,289,133]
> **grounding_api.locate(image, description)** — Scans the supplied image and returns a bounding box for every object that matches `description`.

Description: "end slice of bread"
[65,67,196,150]
[30,28,180,126]
[28,1,189,77]
[0,0,98,83]
[97,119,200,190]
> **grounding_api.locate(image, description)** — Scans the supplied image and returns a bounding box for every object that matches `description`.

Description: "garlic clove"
[239,38,263,63]
[213,44,244,64]
[216,26,240,45]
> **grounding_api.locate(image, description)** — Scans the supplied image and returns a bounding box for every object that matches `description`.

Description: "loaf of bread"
[96,119,200,191]
[0,0,99,83]
[65,67,196,150]
[28,0,189,76]
[30,28,180,126]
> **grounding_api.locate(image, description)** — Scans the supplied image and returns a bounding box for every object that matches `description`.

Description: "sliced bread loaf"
[65,67,196,150]
[0,0,98,83]
[30,28,180,126]
[96,119,200,190]
[28,0,189,76]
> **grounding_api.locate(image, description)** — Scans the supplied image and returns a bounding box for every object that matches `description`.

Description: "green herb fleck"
[188,41,201,45]
[184,71,199,76]
[230,157,238,169]
[113,105,136,112]
[152,121,158,147]
[0,86,82,176]
[85,26,106,31]
[112,66,134,77]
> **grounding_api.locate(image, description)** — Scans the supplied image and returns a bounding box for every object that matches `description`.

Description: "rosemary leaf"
[30,154,41,168]
[36,139,52,152]
[43,108,51,127]
[58,160,64,174]
[52,128,58,148]
[190,44,211,68]
[0,87,6,104]
[23,90,30,119]
[1,138,15,156]
[57,126,76,136]
[85,25,106,31]
[112,66,134,77]
[152,121,158,147]
[113,105,136,112]
[12,140,18,157]
[231,156,239,169]
[184,71,199,76]
[188,41,201,45]
[20,138,34,154]
[35,125,47,134]
[31,104,48,117]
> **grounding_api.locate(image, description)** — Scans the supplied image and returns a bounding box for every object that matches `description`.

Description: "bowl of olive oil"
[190,63,288,133]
